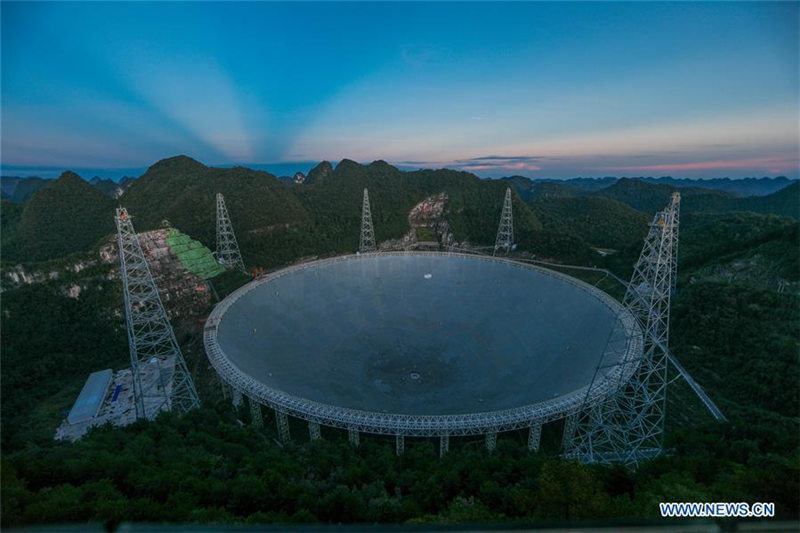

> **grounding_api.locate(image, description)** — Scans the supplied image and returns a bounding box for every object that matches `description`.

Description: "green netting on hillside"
[165,230,225,280]
[166,234,192,246]
[181,249,206,261]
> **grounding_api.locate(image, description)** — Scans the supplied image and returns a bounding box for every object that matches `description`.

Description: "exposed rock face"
[4,228,215,320]
[127,229,213,319]
[408,192,454,247]
[378,192,455,251]
[2,260,97,288]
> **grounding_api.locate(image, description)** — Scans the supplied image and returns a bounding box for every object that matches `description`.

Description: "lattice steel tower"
[359,188,376,252]
[494,187,514,255]
[565,192,681,467]
[216,193,247,274]
[116,208,200,420]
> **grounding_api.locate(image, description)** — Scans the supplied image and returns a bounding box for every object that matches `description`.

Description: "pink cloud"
[610,157,796,172]
[461,162,542,171]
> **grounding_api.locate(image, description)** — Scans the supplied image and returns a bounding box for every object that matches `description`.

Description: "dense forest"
[1,158,798,528]
[1,172,117,262]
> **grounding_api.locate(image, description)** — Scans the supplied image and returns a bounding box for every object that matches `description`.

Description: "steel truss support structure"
[528,424,542,452]
[308,422,321,441]
[396,435,405,456]
[359,188,377,252]
[348,428,360,447]
[485,432,498,453]
[493,187,514,255]
[275,410,291,443]
[219,376,230,400]
[669,196,680,293]
[116,208,200,421]
[440,434,450,457]
[562,412,578,449]
[565,193,681,467]
[249,396,263,427]
[232,387,243,407]
[216,193,247,274]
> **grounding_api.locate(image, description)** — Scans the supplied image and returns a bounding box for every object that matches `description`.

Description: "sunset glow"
[1,2,797,179]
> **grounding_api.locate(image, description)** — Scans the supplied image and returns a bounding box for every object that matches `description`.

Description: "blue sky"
[1,1,797,179]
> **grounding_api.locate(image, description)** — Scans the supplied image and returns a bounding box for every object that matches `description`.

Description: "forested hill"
[594,178,799,219]
[595,178,733,213]
[294,159,541,255]
[736,181,799,219]
[2,157,796,267]
[639,175,795,196]
[1,156,545,267]
[500,176,577,201]
[0,176,50,203]
[518,176,796,197]
[121,156,312,267]
[1,172,116,262]
[528,196,650,249]
[124,156,543,267]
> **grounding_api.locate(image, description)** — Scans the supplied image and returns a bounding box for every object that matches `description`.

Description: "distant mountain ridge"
[638,176,795,197]
[2,174,137,202]
[2,156,797,264]
[595,178,734,213]
[597,178,799,218]
[0,176,50,203]
[526,175,796,197]
[2,171,116,262]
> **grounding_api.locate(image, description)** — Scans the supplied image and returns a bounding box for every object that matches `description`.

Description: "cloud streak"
[608,157,798,173]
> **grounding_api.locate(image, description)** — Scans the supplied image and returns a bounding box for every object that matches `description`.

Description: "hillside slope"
[295,159,542,253]
[596,178,732,213]
[731,181,798,219]
[597,178,799,218]
[2,172,116,262]
[528,195,649,249]
[0,176,51,203]
[121,156,312,268]
[501,176,577,201]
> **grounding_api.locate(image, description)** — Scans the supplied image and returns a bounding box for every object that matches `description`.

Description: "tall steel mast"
[565,193,681,466]
[494,187,514,255]
[116,207,200,420]
[359,188,377,252]
[216,193,247,274]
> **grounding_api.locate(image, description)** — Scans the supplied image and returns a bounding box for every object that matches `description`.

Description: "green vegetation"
[121,156,312,269]
[0,281,128,452]
[2,409,637,527]
[597,178,799,219]
[672,282,798,418]
[1,176,51,203]
[1,157,798,527]
[596,178,732,214]
[1,172,116,263]
[209,269,253,300]
[414,226,436,242]
[501,175,577,201]
[730,181,799,219]
[528,196,649,250]
[678,212,799,281]
[88,177,122,198]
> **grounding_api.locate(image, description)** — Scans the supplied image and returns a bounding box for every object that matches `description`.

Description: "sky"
[1,1,798,180]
